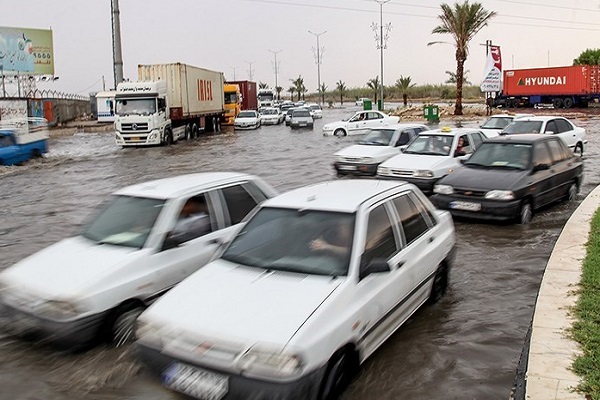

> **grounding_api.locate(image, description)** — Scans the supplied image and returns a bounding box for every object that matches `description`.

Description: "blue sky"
[2,0,600,95]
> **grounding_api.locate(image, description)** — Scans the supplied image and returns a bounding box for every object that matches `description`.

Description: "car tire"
[574,143,584,157]
[334,129,346,137]
[318,349,357,400]
[191,123,199,139]
[518,200,533,224]
[566,182,578,202]
[428,264,448,304]
[102,302,145,347]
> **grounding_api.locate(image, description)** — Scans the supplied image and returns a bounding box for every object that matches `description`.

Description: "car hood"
[335,144,396,159]
[440,166,530,191]
[479,128,501,138]
[144,258,343,345]
[1,236,141,298]
[382,153,455,171]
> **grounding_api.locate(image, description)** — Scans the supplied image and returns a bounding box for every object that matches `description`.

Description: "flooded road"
[1,106,599,400]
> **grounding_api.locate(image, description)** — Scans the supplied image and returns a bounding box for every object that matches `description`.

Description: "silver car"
[289,108,314,129]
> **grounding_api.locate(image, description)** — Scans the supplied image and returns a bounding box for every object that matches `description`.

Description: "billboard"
[0,26,54,75]
[480,45,502,92]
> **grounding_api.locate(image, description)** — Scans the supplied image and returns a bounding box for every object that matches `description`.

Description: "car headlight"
[35,300,81,320]
[485,190,515,200]
[237,347,304,381]
[334,155,345,162]
[414,170,434,178]
[377,166,390,175]
[360,157,374,164]
[434,184,454,195]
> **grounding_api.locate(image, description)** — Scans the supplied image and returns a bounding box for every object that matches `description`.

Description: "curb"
[525,184,600,399]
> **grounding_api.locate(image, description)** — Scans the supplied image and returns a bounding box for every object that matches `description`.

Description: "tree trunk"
[455,48,466,116]
[340,93,343,105]
[403,94,408,106]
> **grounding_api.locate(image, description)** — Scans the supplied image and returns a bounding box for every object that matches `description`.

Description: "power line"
[491,0,600,13]
[75,77,104,94]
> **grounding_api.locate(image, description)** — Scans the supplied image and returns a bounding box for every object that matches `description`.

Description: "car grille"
[342,157,361,163]
[453,188,487,198]
[387,169,414,177]
[120,122,149,132]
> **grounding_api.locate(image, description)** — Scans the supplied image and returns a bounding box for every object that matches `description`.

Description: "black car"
[430,134,583,224]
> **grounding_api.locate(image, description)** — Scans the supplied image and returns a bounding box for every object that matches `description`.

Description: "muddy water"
[1,107,599,400]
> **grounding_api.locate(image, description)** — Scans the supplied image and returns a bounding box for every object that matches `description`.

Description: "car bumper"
[334,162,379,176]
[430,194,522,221]
[0,301,106,348]
[377,175,439,195]
[290,123,313,129]
[234,124,259,130]
[135,342,325,400]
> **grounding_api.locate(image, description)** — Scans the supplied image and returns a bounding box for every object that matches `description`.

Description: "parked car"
[500,115,586,155]
[307,103,323,119]
[376,127,487,194]
[234,110,261,130]
[284,107,295,126]
[479,113,533,138]
[260,107,284,125]
[0,173,277,348]
[135,179,455,400]
[333,123,429,176]
[431,134,583,224]
[289,108,314,129]
[322,110,401,137]
[355,97,371,106]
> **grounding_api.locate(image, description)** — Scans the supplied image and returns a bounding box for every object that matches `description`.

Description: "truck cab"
[257,88,275,108]
[223,84,241,125]
[0,118,49,166]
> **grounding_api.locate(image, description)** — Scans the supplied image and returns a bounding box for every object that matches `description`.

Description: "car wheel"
[334,128,346,137]
[163,128,173,146]
[103,302,145,347]
[518,200,533,224]
[184,124,191,140]
[574,143,584,157]
[566,182,578,202]
[319,350,356,400]
[428,264,448,304]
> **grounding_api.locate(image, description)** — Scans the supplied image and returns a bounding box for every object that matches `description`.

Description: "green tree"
[367,76,380,106]
[287,86,296,102]
[258,82,269,89]
[319,83,327,104]
[430,1,496,115]
[335,80,347,105]
[275,86,283,100]
[573,49,600,65]
[444,70,471,85]
[395,76,416,106]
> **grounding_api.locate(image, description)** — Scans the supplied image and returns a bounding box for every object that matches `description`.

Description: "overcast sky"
[2,0,600,96]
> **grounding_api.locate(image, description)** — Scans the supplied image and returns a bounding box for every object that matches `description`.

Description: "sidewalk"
[525,185,600,399]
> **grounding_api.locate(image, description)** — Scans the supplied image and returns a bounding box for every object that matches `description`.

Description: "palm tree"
[445,70,471,85]
[319,83,327,105]
[367,76,380,106]
[258,82,269,89]
[291,75,307,101]
[430,1,496,115]
[275,86,283,100]
[335,80,347,105]
[395,76,416,106]
[287,86,296,102]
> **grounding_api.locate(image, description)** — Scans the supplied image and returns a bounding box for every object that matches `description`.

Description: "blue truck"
[0,118,49,166]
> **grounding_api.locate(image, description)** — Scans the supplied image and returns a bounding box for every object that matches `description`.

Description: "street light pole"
[268,49,282,100]
[373,0,391,110]
[308,30,327,105]
[245,60,255,81]
[0,63,5,98]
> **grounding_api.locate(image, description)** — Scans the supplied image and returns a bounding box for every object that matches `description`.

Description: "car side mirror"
[545,131,555,135]
[161,232,182,251]
[359,258,390,280]
[532,163,550,173]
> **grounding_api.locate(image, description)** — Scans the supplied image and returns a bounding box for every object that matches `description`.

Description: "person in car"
[454,136,466,157]
[171,197,211,242]
[310,221,353,259]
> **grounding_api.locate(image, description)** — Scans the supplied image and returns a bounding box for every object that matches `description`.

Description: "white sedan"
[500,115,587,155]
[0,173,277,348]
[259,107,283,125]
[323,110,400,136]
[478,113,533,138]
[234,110,261,130]
[135,179,455,400]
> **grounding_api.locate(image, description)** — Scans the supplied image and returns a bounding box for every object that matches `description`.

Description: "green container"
[377,99,382,111]
[363,99,372,110]
[423,104,440,123]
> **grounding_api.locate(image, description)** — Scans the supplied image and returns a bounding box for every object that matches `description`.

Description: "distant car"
[431,134,583,224]
[0,173,278,348]
[294,101,306,107]
[333,123,429,176]
[355,97,371,106]
[284,107,295,126]
[479,113,533,138]
[234,110,261,130]
[135,179,455,400]
[289,108,314,129]
[500,115,586,155]
[259,107,283,125]
[307,103,323,119]
[322,110,401,137]
[376,127,487,194]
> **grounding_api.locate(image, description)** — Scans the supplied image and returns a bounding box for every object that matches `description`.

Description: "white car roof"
[511,115,568,122]
[369,123,428,130]
[420,127,482,137]
[115,172,258,200]
[262,179,411,213]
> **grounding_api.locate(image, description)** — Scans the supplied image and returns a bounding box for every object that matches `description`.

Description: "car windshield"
[293,110,311,117]
[310,105,321,111]
[502,121,543,134]
[466,142,532,170]
[403,134,453,156]
[115,98,157,116]
[359,129,394,145]
[222,208,355,277]
[238,111,256,118]
[81,195,166,248]
[224,92,237,104]
[481,116,513,129]
[262,109,277,115]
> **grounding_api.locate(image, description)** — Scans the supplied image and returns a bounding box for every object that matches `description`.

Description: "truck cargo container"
[114,63,225,147]
[494,65,600,109]
[95,90,117,123]
[228,80,258,110]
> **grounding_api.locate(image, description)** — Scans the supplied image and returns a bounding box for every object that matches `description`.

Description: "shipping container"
[227,80,258,110]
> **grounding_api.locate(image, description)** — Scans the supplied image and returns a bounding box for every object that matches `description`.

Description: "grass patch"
[572,207,600,398]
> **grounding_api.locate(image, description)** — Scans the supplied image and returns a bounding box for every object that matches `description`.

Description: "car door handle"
[397,261,405,269]
[429,236,435,243]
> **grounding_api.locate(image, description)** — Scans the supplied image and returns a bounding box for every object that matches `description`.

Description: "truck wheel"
[163,128,173,146]
[184,124,192,140]
[552,98,563,109]
[191,123,199,139]
[563,98,574,109]
[212,117,218,133]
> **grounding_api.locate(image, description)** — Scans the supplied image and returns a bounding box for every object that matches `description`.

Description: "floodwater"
[1,106,599,400]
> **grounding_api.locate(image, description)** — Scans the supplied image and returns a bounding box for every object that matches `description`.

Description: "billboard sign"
[0,26,54,75]
[480,45,502,92]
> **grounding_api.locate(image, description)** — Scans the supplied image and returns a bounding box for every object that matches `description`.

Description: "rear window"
[293,110,311,117]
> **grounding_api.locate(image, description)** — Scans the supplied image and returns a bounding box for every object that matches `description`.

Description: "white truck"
[257,88,275,108]
[114,63,225,147]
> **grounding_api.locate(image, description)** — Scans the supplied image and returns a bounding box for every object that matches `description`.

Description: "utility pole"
[102,75,106,91]
[268,49,282,100]
[245,61,255,81]
[309,30,326,105]
[230,66,237,81]
[372,0,391,111]
[111,0,124,88]
[0,62,5,98]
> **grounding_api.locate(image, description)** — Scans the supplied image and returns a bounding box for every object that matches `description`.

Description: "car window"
[396,130,412,146]
[409,191,437,228]
[533,142,552,166]
[555,118,573,133]
[221,184,260,225]
[470,132,484,148]
[392,194,429,245]
[545,120,558,134]
[170,194,214,243]
[362,204,398,267]
[367,112,383,120]
[546,139,566,164]
[556,138,573,159]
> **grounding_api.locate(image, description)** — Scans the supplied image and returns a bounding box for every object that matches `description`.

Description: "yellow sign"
[0,26,54,75]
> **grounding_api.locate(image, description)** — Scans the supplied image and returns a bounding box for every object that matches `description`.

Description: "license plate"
[300,123,307,127]
[338,165,357,171]
[131,136,141,141]
[449,201,481,211]
[163,362,228,400]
